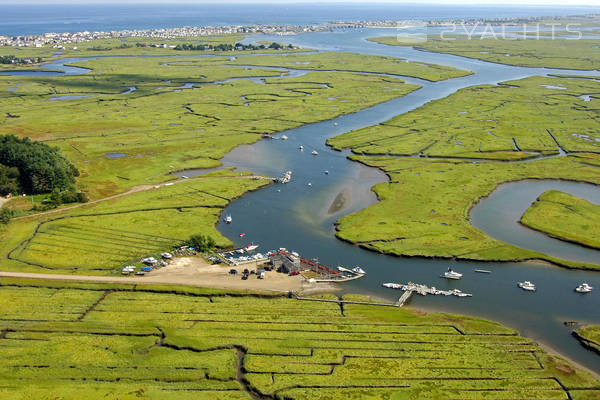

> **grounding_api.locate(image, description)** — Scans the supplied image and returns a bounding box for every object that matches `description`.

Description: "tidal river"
[214,29,600,373]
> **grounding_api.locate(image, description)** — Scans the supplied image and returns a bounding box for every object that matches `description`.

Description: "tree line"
[172,42,293,51]
[0,55,42,65]
[0,135,80,196]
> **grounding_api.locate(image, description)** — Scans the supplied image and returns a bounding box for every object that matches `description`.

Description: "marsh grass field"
[369,36,600,70]
[0,277,597,399]
[521,190,600,249]
[574,326,600,356]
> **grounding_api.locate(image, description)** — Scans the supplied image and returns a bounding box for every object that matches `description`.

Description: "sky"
[2,0,600,5]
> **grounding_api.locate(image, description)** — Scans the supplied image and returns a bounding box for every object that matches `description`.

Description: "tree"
[184,234,216,252]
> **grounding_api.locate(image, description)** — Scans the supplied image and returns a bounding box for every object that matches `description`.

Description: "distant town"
[2,14,597,48]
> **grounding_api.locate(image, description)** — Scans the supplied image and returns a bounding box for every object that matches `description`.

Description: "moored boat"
[311,150,318,155]
[224,214,232,224]
[518,281,536,292]
[245,243,259,252]
[352,266,366,275]
[441,267,462,280]
[575,283,593,293]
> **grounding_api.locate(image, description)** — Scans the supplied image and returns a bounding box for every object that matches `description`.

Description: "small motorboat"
[307,182,312,187]
[311,150,318,155]
[518,281,536,292]
[224,214,232,224]
[281,135,288,140]
[245,243,259,252]
[324,170,329,175]
[382,282,402,289]
[352,266,366,274]
[575,283,593,293]
[442,267,462,280]
[299,145,304,150]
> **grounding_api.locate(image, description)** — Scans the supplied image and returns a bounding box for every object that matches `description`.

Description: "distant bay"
[2,3,600,36]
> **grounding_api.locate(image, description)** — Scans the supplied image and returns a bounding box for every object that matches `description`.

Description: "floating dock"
[383,282,472,298]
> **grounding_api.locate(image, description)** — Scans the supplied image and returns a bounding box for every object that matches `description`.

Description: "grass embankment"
[573,325,600,356]
[368,36,600,70]
[227,51,472,81]
[0,278,597,399]
[521,191,600,249]
[328,75,600,270]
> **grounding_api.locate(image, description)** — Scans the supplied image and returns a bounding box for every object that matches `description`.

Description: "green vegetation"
[521,191,600,249]
[0,134,79,195]
[329,75,600,269]
[0,55,42,65]
[1,54,418,200]
[369,36,600,70]
[328,75,600,158]
[573,325,600,356]
[184,234,217,252]
[0,279,596,399]
[173,41,293,51]
[227,51,472,81]
[2,175,268,274]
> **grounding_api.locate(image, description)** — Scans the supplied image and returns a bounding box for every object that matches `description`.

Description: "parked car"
[229,269,238,275]
[289,271,299,276]
[241,274,248,280]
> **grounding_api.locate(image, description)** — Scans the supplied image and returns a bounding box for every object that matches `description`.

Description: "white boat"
[161,252,172,259]
[281,135,288,140]
[382,282,402,289]
[352,266,366,275]
[245,243,259,252]
[575,283,593,293]
[224,214,232,224]
[142,257,157,265]
[299,145,304,150]
[307,182,312,187]
[324,170,329,174]
[518,281,536,292]
[311,150,318,155]
[442,267,462,280]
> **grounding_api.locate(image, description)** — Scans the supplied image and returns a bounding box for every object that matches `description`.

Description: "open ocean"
[2,3,600,36]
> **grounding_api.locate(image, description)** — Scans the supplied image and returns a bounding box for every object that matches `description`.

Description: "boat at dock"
[518,281,536,292]
[382,282,472,298]
[245,243,259,252]
[441,267,463,280]
[277,170,292,183]
[575,283,593,293]
[352,266,366,274]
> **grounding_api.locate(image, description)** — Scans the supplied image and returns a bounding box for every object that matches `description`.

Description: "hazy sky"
[3,0,600,5]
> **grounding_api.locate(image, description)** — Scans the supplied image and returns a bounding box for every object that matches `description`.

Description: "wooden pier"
[396,290,413,307]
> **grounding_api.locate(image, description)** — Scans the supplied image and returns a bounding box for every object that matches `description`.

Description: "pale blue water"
[1,3,600,36]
